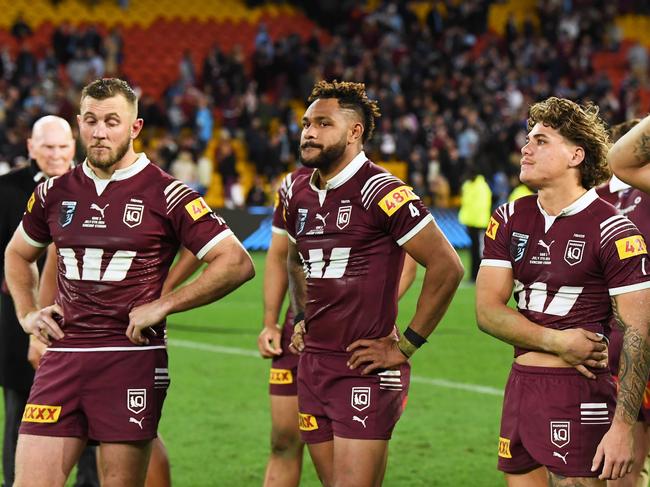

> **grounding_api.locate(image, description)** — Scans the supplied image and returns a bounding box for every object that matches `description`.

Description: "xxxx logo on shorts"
[22,404,61,423]
[269,368,293,385]
[498,437,512,458]
[299,413,319,431]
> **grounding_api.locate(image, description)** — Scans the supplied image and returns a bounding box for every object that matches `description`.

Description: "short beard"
[87,137,131,171]
[300,137,347,172]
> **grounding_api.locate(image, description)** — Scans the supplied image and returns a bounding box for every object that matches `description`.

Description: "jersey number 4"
[301,247,351,279]
[513,280,583,316]
[59,248,136,281]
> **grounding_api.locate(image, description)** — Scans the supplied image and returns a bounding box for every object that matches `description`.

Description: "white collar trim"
[82,153,150,182]
[309,151,367,192]
[537,188,599,233]
[537,187,599,218]
[609,175,630,192]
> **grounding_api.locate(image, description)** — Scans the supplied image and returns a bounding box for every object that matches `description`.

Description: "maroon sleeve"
[20,180,53,247]
[167,185,233,259]
[599,214,650,295]
[482,203,513,267]
[369,180,432,246]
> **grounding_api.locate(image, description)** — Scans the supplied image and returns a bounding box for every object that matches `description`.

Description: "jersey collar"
[82,153,150,182]
[536,188,599,233]
[609,175,630,193]
[309,150,367,191]
[537,187,599,218]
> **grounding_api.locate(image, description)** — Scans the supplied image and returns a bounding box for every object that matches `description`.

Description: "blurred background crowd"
[1,0,650,210]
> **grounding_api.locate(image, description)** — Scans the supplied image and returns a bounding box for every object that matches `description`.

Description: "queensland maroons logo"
[351,387,371,412]
[564,240,585,266]
[337,206,352,230]
[550,421,570,448]
[127,389,146,414]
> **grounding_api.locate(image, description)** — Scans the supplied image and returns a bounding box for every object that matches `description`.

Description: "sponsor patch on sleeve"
[299,413,319,431]
[269,368,293,385]
[184,197,211,221]
[378,185,419,216]
[498,437,512,458]
[26,192,36,213]
[22,404,61,423]
[615,235,647,260]
[486,217,500,240]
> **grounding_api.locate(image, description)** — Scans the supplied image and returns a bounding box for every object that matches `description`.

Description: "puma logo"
[553,451,568,464]
[129,417,144,429]
[315,212,329,227]
[91,203,109,219]
[353,415,368,428]
[538,239,555,253]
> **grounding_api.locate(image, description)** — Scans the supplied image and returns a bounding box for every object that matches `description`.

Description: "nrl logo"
[351,386,371,412]
[510,232,529,263]
[123,203,144,228]
[127,389,146,415]
[550,421,570,449]
[337,206,352,230]
[59,201,77,227]
[296,208,308,235]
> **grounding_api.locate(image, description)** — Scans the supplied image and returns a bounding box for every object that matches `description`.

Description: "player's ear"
[349,122,364,144]
[131,118,144,139]
[569,146,585,167]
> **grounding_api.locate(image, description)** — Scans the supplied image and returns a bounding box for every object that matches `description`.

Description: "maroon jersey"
[19,155,232,349]
[597,176,650,388]
[481,189,650,357]
[284,151,432,353]
[272,167,314,235]
[596,176,650,239]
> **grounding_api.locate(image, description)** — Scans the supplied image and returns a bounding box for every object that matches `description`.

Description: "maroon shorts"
[498,363,615,477]
[20,348,169,442]
[608,326,650,424]
[269,322,299,396]
[297,352,410,444]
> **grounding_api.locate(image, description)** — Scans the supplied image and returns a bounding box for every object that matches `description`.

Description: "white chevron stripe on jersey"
[600,215,637,245]
[164,180,183,196]
[167,187,194,214]
[286,175,301,202]
[361,172,392,194]
[361,173,402,208]
[495,202,512,224]
[165,181,191,204]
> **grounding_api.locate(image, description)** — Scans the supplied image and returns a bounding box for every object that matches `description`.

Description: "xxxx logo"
[299,413,319,431]
[22,404,61,423]
[269,368,293,385]
[498,437,512,458]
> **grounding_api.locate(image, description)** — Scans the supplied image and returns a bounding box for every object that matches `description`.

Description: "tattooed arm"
[287,240,307,353]
[592,288,650,480]
[608,115,650,193]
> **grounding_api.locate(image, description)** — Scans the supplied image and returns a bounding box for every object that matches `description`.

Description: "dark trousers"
[2,387,27,487]
[2,387,99,487]
[467,226,485,281]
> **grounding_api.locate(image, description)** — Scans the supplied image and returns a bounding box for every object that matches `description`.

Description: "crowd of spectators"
[0,0,649,208]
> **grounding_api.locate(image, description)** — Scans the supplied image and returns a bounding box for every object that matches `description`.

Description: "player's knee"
[270,428,302,457]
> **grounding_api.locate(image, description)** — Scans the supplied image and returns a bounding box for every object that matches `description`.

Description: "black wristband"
[403,327,427,348]
[293,312,305,326]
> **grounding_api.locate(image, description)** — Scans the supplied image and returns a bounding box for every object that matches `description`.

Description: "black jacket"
[0,161,44,392]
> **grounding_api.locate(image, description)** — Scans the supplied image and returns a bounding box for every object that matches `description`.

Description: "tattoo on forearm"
[288,257,306,315]
[617,320,650,424]
[633,132,650,163]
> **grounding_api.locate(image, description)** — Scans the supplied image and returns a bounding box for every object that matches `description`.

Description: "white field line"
[169,338,504,397]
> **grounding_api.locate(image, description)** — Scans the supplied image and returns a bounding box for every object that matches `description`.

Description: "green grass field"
[4,250,514,486]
